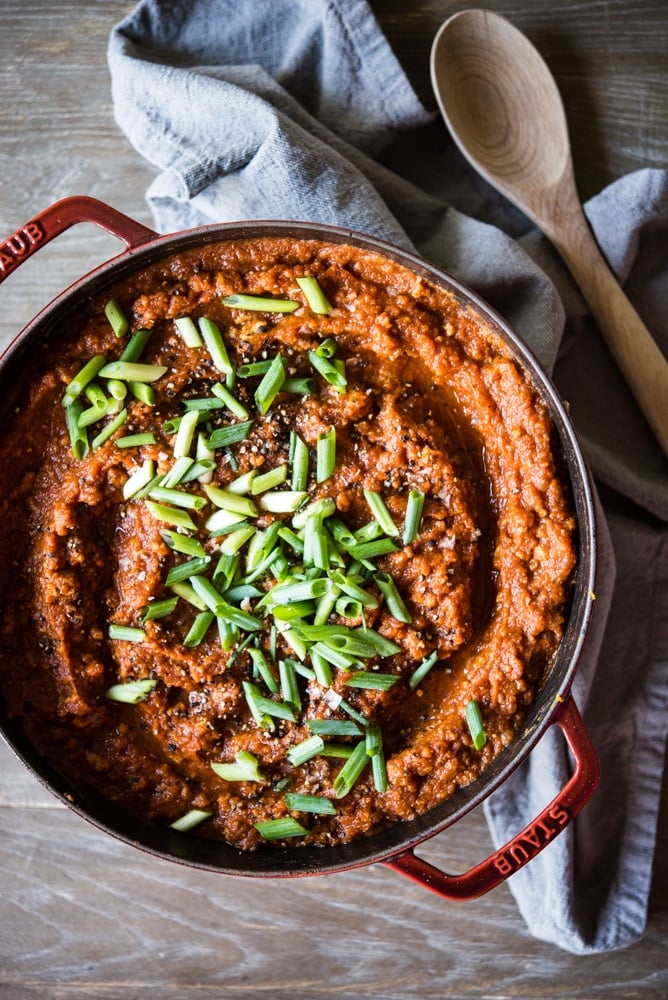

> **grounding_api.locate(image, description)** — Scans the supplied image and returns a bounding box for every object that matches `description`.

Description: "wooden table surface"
[1,2,666,997]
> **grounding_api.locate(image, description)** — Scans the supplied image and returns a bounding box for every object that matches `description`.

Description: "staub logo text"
[0,220,45,275]
[493,804,570,876]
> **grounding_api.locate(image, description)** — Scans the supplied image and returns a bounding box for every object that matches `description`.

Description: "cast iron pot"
[0,196,600,900]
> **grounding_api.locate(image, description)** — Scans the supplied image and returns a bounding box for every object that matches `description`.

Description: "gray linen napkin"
[108,0,668,954]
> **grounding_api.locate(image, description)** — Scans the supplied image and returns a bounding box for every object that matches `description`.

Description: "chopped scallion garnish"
[98,361,167,383]
[254,353,286,415]
[198,316,232,374]
[344,671,399,691]
[466,699,487,750]
[409,650,439,690]
[284,792,336,814]
[104,299,129,338]
[169,809,212,832]
[223,293,299,314]
[333,740,369,798]
[108,624,146,643]
[316,426,336,483]
[296,276,332,315]
[104,678,157,702]
[254,817,308,839]
[174,316,203,348]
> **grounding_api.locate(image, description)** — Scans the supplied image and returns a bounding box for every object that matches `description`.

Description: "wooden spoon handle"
[548,200,668,458]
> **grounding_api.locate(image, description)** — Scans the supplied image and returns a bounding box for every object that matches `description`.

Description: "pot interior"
[0,220,596,876]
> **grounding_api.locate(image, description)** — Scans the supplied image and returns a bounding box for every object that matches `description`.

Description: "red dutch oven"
[0,196,600,899]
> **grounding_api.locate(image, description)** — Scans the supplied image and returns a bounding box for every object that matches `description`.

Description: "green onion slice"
[145,500,196,532]
[62,354,107,407]
[223,293,299,314]
[116,432,156,449]
[308,350,347,390]
[363,489,399,537]
[254,817,308,840]
[183,611,215,647]
[108,624,146,643]
[104,299,129,338]
[286,735,325,766]
[296,276,332,315]
[409,650,439,690]
[333,740,369,798]
[65,399,90,460]
[98,361,167,383]
[174,316,203,348]
[212,751,264,783]
[466,699,487,750]
[344,671,399,691]
[198,316,232,374]
[169,809,212,832]
[284,792,336,815]
[119,328,152,363]
[207,420,254,450]
[374,571,411,623]
[254,353,286,415]
[104,678,156,703]
[403,488,425,544]
[316,426,336,483]
[141,596,179,621]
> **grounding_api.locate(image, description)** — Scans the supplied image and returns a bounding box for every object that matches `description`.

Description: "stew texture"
[0,237,575,849]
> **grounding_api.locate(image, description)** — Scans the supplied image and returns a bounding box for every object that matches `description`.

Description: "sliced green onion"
[307,350,347,390]
[236,360,272,378]
[296,276,332,315]
[129,381,156,406]
[204,484,258,517]
[466,699,487,750]
[286,735,325,766]
[169,809,212,832]
[290,434,309,491]
[160,530,206,558]
[211,381,249,420]
[160,456,194,489]
[306,719,361,737]
[104,678,156,703]
[183,610,215,647]
[315,338,337,359]
[316,426,336,483]
[62,354,107,407]
[223,293,299,314]
[65,399,90,459]
[249,647,279,694]
[243,680,296,724]
[409,650,439,690]
[116,432,156,449]
[104,299,129,338]
[173,409,199,459]
[264,577,330,606]
[403,488,425,544]
[282,377,316,395]
[259,490,308,514]
[374,571,411,623]
[98,361,167,383]
[254,817,308,840]
[148,485,206,511]
[339,698,369,727]
[141,596,179,622]
[254,353,286,415]
[344,671,399,691]
[170,580,208,611]
[119,328,152,363]
[84,383,109,411]
[165,556,210,587]
[108,624,146,643]
[284,793,336,815]
[145,500,196,531]
[107,378,128,401]
[123,460,155,500]
[198,316,232,374]
[278,659,301,710]
[329,570,379,609]
[366,723,388,793]
[219,525,256,555]
[310,649,333,687]
[212,750,264,783]
[251,464,287,495]
[207,420,254,450]
[291,496,336,530]
[363,489,399,537]
[347,538,399,561]
[174,316,203,348]
[333,740,369,798]
[91,408,128,450]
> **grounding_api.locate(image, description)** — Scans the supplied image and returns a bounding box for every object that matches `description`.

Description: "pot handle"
[383,695,599,900]
[0,196,157,285]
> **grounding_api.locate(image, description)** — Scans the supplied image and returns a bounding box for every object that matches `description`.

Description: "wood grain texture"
[0,2,667,997]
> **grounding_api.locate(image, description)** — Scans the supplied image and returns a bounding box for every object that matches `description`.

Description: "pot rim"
[0,215,597,878]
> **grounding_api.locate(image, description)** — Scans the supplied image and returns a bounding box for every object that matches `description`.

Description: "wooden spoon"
[430,8,668,459]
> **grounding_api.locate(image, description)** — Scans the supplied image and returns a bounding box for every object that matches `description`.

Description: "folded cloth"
[108,0,668,954]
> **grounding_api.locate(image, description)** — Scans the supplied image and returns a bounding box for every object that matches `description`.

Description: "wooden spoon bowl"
[431,9,668,459]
